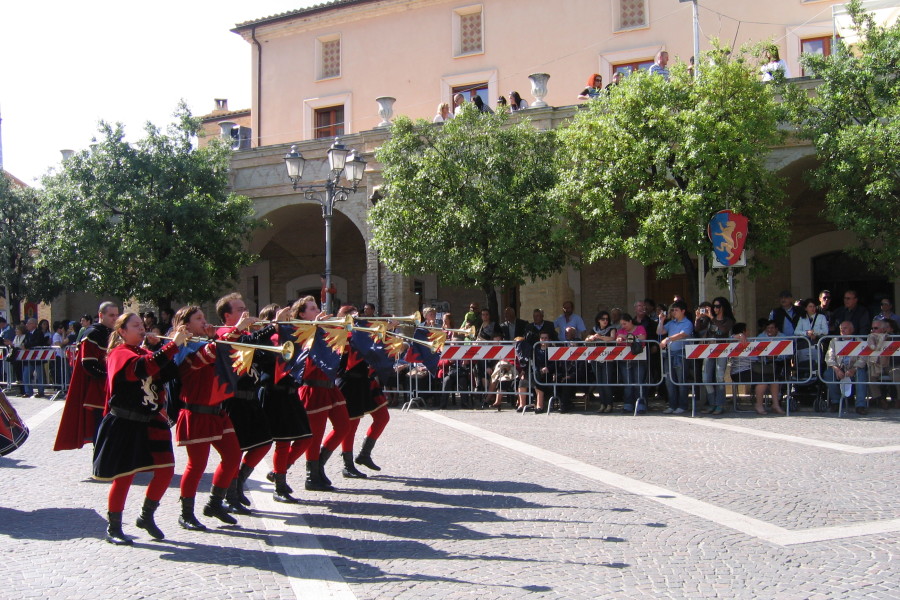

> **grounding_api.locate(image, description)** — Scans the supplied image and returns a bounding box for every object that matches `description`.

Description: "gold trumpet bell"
[359,311,421,324]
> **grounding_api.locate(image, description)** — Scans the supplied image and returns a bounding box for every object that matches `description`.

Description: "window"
[616,0,648,31]
[452,82,489,106]
[314,106,344,139]
[453,5,483,56]
[800,35,835,76]
[317,35,341,80]
[613,59,654,76]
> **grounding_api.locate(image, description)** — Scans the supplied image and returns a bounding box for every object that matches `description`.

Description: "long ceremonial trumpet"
[272,315,353,327]
[420,325,476,337]
[383,331,442,352]
[157,335,296,361]
[356,311,422,324]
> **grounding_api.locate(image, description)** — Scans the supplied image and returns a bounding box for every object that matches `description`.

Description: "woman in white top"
[433,102,451,123]
[796,298,828,369]
[761,47,790,81]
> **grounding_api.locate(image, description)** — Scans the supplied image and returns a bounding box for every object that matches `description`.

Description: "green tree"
[370,106,565,319]
[781,0,900,276]
[37,103,260,310]
[553,46,790,303]
[0,173,62,323]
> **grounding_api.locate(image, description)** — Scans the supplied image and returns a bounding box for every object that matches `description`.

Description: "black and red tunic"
[54,323,111,451]
[175,341,235,446]
[91,341,179,480]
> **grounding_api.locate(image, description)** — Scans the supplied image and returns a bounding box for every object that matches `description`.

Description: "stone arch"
[284,273,348,307]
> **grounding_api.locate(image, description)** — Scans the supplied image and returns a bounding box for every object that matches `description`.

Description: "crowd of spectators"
[392,289,897,417]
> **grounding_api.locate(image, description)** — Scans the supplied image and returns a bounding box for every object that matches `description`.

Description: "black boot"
[273,472,299,503]
[341,451,368,478]
[203,486,238,525]
[236,464,254,506]
[106,511,133,545]
[304,460,334,491]
[135,498,165,540]
[355,436,381,471]
[225,479,252,515]
[178,497,208,531]
[318,447,334,487]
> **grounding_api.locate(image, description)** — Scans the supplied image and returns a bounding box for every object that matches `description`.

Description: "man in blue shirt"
[658,300,693,414]
[554,301,586,341]
[649,51,670,81]
[769,290,800,336]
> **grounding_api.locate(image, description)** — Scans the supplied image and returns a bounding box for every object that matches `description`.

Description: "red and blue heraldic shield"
[707,210,749,267]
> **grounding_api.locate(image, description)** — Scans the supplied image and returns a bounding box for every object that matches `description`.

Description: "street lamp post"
[284,138,367,314]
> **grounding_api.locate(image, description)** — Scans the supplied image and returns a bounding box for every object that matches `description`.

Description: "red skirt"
[175,410,235,446]
[298,385,346,416]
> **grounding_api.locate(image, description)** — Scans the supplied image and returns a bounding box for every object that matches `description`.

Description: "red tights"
[276,438,313,473]
[107,466,174,512]
[308,404,350,460]
[366,405,390,441]
[241,443,272,470]
[179,433,241,498]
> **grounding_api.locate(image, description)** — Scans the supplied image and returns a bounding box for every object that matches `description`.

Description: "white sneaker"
[662,407,675,414]
[673,408,686,415]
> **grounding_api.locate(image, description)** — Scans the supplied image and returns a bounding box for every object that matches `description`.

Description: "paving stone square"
[1,394,898,599]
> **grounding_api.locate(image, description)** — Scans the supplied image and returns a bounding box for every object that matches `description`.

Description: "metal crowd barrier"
[399,341,533,413]
[531,340,663,416]
[673,336,816,417]
[1,345,74,401]
[817,334,900,417]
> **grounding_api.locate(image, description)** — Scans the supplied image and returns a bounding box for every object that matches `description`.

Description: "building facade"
[225,0,897,323]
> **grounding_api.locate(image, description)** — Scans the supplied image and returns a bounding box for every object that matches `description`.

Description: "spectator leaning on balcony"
[578,74,603,100]
[831,290,871,336]
[433,102,451,123]
[649,51,670,81]
[769,290,801,336]
[823,321,869,414]
[760,46,789,81]
[508,91,528,111]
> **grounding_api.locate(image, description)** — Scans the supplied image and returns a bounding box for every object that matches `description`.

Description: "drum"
[0,389,29,456]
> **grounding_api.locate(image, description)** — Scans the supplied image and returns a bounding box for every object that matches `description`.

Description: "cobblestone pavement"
[2,393,898,599]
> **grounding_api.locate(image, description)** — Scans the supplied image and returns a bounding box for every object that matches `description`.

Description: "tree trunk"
[8,291,21,324]
[481,283,499,324]
[679,249,699,308]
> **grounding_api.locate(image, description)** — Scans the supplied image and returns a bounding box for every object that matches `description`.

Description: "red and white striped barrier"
[832,339,900,357]
[685,339,794,360]
[440,344,516,361]
[15,348,58,361]
[547,345,645,361]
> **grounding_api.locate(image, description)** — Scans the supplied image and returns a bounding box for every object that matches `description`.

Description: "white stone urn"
[376,96,396,128]
[528,73,550,108]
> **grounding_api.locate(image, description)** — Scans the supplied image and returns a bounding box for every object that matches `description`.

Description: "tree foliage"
[370,106,565,317]
[37,103,260,309]
[781,0,900,276]
[0,174,62,323]
[553,45,791,301]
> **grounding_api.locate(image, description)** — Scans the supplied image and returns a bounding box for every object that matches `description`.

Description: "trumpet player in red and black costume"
[214,294,292,513]
[92,312,189,545]
[256,304,313,503]
[292,295,350,491]
[328,305,392,478]
[173,305,251,530]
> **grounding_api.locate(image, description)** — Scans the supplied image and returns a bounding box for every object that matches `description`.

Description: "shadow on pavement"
[0,506,104,541]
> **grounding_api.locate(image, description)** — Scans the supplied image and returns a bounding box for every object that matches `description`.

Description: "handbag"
[626,334,642,355]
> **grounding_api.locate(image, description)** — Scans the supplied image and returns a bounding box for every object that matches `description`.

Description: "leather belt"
[231,390,257,401]
[184,402,225,415]
[109,406,154,423]
[302,379,335,389]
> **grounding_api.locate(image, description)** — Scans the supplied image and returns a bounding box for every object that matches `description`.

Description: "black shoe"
[534,407,547,414]
[341,451,368,479]
[855,406,869,415]
[135,498,165,540]
[355,437,382,471]
[236,464,253,506]
[105,511,133,546]
[225,480,252,514]
[273,473,299,503]
[203,487,238,525]
[318,447,334,487]
[178,497,208,531]
[829,403,840,413]
[304,460,335,491]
